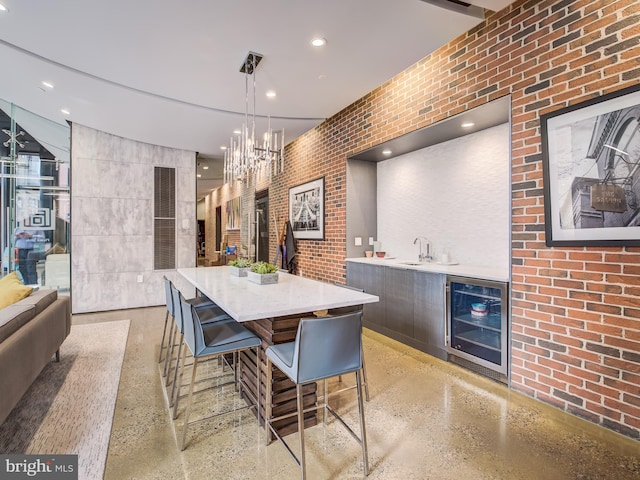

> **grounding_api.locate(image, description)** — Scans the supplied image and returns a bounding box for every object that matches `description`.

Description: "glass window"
[0,100,70,292]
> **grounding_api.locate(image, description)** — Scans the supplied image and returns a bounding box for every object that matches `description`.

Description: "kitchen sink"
[399,261,423,266]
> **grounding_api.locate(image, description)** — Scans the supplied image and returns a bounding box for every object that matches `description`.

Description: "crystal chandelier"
[223,52,284,184]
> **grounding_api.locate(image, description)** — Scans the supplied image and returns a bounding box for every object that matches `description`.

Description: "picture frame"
[541,83,640,246]
[225,196,241,230]
[289,177,324,240]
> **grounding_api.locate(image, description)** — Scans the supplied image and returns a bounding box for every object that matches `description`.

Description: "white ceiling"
[0,0,514,197]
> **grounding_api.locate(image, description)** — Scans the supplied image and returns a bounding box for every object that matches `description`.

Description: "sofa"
[0,284,71,425]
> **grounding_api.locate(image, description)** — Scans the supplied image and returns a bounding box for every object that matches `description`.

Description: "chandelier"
[223,52,284,184]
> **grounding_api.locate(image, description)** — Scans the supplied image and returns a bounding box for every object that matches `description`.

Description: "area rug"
[0,319,130,480]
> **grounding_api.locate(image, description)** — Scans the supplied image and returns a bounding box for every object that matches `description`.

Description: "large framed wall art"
[541,83,640,246]
[289,177,324,240]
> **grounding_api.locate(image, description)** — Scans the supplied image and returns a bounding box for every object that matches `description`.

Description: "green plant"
[229,258,252,268]
[250,261,278,274]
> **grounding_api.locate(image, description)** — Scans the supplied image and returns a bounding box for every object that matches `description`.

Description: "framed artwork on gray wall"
[289,177,324,240]
[541,83,640,246]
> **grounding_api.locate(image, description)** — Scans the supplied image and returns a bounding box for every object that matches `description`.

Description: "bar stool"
[167,284,233,406]
[265,311,368,479]
[327,283,370,402]
[160,276,218,377]
[175,297,262,450]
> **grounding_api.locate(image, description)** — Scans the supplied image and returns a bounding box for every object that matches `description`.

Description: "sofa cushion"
[0,273,33,310]
[0,304,36,343]
[13,289,58,315]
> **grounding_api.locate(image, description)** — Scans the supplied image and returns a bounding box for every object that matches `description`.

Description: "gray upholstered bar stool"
[175,297,262,450]
[167,284,233,406]
[265,311,368,479]
[160,276,218,377]
[326,283,370,401]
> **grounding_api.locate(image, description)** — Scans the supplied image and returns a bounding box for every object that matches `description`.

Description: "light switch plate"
[355,237,362,246]
[368,237,374,245]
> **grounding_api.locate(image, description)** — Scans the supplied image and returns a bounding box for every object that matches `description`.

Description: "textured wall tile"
[72,198,153,236]
[378,124,510,270]
[72,235,152,274]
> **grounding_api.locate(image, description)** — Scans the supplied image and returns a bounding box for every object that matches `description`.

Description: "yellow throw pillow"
[0,271,23,287]
[0,278,33,309]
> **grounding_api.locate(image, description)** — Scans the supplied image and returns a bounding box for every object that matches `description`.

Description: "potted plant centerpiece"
[228,258,252,277]
[247,261,279,285]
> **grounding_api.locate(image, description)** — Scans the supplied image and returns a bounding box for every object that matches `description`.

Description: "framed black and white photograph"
[289,177,324,240]
[541,83,640,246]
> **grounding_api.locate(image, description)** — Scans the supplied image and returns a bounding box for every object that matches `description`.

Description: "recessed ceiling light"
[233,129,241,135]
[42,81,54,89]
[311,37,327,47]
[266,91,276,98]
[382,149,392,156]
[461,122,475,128]
[0,4,8,12]
[220,145,228,150]
[318,74,327,81]
[197,174,202,178]
[203,165,209,170]
[60,109,70,115]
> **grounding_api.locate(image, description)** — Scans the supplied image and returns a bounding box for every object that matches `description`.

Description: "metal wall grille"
[154,167,175,270]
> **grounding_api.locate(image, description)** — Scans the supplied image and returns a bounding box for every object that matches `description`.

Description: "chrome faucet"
[413,236,432,262]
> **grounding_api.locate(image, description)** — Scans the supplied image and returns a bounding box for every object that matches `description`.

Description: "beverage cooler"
[446,276,509,383]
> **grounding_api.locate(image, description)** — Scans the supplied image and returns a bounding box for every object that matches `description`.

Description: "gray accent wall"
[346,159,378,258]
[71,123,197,313]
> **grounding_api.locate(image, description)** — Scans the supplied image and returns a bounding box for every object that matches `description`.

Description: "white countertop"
[178,266,380,322]
[346,257,509,282]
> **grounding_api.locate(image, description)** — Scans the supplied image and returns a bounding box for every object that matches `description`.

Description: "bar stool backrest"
[164,276,176,317]
[180,298,206,357]
[295,311,363,384]
[171,285,186,334]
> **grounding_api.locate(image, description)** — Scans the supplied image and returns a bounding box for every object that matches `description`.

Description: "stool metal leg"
[297,383,306,480]
[361,354,370,402]
[172,339,188,418]
[158,310,170,363]
[180,356,199,451]
[163,322,177,378]
[356,370,369,475]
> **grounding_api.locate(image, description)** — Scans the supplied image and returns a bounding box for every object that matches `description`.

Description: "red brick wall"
[270,0,639,439]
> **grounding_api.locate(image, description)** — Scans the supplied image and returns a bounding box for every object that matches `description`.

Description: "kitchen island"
[178,266,379,436]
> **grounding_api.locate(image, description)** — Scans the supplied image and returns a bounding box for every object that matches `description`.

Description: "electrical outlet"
[137,275,143,283]
[368,237,374,245]
[355,237,362,246]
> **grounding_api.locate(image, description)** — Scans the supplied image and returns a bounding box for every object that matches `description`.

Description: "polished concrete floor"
[74,307,640,480]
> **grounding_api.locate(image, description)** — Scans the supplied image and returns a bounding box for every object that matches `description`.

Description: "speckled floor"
[75,307,640,480]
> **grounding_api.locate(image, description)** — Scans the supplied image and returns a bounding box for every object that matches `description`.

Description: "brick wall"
[267,0,639,439]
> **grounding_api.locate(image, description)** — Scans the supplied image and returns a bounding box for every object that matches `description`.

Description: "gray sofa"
[0,289,71,425]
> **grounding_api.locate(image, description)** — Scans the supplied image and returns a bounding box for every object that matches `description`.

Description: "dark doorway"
[215,206,222,253]
[255,191,269,263]
[197,219,205,257]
